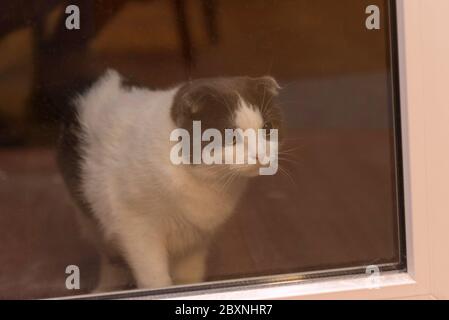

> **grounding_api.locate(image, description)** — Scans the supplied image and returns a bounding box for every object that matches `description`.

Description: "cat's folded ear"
[250,76,281,97]
[171,81,229,128]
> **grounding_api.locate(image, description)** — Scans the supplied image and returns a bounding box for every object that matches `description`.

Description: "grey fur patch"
[171,76,283,136]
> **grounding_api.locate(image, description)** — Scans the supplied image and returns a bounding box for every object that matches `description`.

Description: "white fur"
[234,97,264,130]
[226,97,278,176]
[77,70,252,290]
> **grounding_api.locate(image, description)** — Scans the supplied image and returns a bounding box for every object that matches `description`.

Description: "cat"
[57,69,283,292]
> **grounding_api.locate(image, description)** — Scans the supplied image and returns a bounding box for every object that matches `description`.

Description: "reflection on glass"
[0,0,404,298]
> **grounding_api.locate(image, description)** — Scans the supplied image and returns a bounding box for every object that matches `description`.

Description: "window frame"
[68,0,446,300]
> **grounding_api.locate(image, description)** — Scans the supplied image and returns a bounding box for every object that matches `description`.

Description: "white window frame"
[74,0,449,300]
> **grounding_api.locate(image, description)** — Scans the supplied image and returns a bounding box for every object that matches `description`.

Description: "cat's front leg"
[172,247,208,285]
[94,253,133,293]
[116,218,172,289]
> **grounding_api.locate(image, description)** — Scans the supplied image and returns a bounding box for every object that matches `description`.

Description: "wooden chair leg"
[172,0,195,69]
[201,0,219,44]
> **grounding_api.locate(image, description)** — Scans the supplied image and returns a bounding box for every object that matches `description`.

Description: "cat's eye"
[263,122,274,137]
[263,122,273,131]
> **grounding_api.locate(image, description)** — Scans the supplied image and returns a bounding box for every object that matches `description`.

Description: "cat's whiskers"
[261,94,275,114]
[278,144,304,154]
[278,156,301,166]
[260,84,268,114]
[219,170,237,193]
[225,170,240,192]
[278,165,298,190]
[276,99,301,106]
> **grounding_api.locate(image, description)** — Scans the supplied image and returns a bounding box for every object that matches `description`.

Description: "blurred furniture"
[0,0,219,123]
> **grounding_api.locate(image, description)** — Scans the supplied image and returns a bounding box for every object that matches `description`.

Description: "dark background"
[0,0,403,298]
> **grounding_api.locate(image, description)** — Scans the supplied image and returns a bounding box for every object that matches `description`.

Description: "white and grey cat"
[58,70,283,292]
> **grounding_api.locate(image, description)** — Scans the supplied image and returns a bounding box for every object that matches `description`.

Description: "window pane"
[0,0,405,299]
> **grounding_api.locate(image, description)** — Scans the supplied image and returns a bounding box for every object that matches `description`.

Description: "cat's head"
[171,76,283,178]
